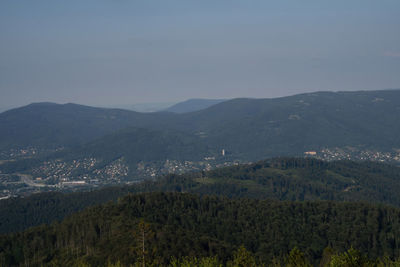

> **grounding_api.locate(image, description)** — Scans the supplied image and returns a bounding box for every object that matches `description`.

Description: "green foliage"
[73,259,92,267]
[328,247,374,267]
[375,256,400,267]
[170,256,222,267]
[286,247,312,267]
[0,187,133,233]
[3,158,400,235]
[106,260,125,267]
[2,192,400,266]
[228,246,257,267]
[319,247,335,267]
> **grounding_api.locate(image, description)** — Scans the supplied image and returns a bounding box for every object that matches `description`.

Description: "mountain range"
[2,89,400,266]
[1,89,400,177]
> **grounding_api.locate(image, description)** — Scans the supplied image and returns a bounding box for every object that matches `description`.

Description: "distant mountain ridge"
[163,98,227,113]
[1,89,400,170]
[105,102,177,113]
[0,102,176,150]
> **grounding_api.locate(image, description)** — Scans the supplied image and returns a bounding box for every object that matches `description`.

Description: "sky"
[0,0,399,109]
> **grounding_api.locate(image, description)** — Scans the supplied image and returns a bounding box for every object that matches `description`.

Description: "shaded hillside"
[0,188,132,234]
[2,158,400,234]
[62,127,212,164]
[48,89,400,163]
[2,89,400,170]
[174,89,400,160]
[163,98,226,113]
[181,158,400,205]
[0,102,176,150]
[2,192,400,266]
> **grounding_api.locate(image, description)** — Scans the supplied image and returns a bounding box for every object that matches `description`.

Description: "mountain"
[2,89,400,174]
[0,105,16,113]
[106,101,177,113]
[2,158,400,234]
[2,192,400,266]
[0,102,176,150]
[63,127,211,164]
[73,89,400,165]
[172,89,400,160]
[163,98,227,113]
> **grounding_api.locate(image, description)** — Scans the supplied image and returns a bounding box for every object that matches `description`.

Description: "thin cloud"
[384,51,400,58]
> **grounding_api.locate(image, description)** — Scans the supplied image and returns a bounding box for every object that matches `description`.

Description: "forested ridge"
[2,192,400,266]
[2,89,400,167]
[2,158,400,234]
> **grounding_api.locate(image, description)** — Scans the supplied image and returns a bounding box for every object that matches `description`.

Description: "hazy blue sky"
[1,0,399,108]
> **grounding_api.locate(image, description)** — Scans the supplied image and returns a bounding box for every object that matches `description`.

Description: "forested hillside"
[173,89,400,160]
[2,158,400,234]
[61,127,212,164]
[0,102,176,150]
[2,90,400,164]
[2,192,400,266]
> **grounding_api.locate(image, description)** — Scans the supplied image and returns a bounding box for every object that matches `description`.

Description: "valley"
[2,144,400,199]
[2,2,399,264]
[0,154,241,198]
[2,91,400,265]
[2,90,400,199]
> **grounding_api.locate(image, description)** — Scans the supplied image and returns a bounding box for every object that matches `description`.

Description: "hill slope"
[62,127,212,164]
[2,192,400,266]
[56,89,400,163]
[0,102,176,150]
[173,90,400,160]
[2,158,400,234]
[2,89,400,171]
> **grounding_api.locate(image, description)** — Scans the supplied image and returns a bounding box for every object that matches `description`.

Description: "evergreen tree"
[286,247,312,267]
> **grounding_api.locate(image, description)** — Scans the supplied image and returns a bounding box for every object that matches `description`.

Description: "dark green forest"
[2,158,400,234]
[3,158,400,266]
[2,192,400,266]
